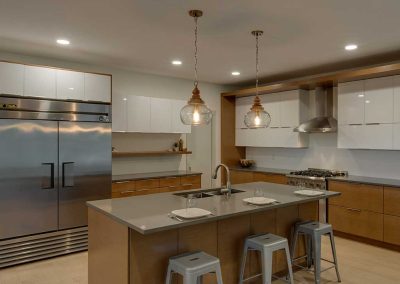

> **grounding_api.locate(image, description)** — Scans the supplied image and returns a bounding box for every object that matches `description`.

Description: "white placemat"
[243,197,277,205]
[294,189,325,196]
[171,208,212,219]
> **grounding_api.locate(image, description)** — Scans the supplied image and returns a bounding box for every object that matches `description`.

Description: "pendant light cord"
[194,16,199,88]
[255,32,259,96]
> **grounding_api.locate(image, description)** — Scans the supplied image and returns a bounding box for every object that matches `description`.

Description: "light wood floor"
[0,237,399,284]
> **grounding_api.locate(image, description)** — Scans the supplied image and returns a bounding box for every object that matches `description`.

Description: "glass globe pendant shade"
[244,95,271,128]
[180,86,213,125]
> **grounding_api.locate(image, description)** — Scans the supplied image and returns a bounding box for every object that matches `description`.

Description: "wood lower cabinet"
[384,215,400,245]
[253,172,288,185]
[230,170,254,184]
[329,205,383,241]
[384,186,400,216]
[112,174,202,198]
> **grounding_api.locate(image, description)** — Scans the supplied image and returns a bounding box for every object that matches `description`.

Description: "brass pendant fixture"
[180,10,213,126]
[244,30,271,128]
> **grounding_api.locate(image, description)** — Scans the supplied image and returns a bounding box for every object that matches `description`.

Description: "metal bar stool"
[239,233,294,284]
[165,251,223,284]
[291,221,341,284]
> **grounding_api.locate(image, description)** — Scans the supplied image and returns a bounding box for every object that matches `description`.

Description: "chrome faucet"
[212,164,231,196]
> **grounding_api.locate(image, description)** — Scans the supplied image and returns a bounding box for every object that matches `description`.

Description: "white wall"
[246,89,400,179]
[0,51,226,187]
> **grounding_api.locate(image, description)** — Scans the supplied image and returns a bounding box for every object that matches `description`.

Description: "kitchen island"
[87,182,339,284]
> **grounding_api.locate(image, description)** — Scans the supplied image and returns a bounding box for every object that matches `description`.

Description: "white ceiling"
[1,0,400,84]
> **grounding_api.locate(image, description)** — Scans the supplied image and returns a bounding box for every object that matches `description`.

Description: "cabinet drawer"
[159,176,181,187]
[159,186,181,193]
[180,175,201,187]
[328,205,383,241]
[135,178,159,189]
[230,170,253,184]
[112,180,135,193]
[384,215,400,245]
[328,181,383,213]
[112,187,159,198]
[253,172,288,185]
[384,187,400,216]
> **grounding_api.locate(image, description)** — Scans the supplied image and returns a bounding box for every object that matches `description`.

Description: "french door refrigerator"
[0,95,111,267]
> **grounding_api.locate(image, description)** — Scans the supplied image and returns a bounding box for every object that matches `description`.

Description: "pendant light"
[180,10,213,126]
[244,31,271,128]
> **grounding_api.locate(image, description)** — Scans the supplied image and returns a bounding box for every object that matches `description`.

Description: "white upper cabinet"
[171,99,191,133]
[393,75,400,123]
[84,73,111,102]
[338,80,364,125]
[364,77,393,124]
[0,62,24,96]
[150,98,171,133]
[24,66,56,99]
[260,93,281,128]
[280,90,300,127]
[235,96,253,129]
[127,95,151,133]
[112,93,127,132]
[56,70,84,100]
[393,124,400,150]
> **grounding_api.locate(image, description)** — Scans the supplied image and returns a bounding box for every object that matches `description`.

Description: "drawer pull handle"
[115,181,130,184]
[182,183,193,186]
[365,123,380,125]
[169,186,176,188]
[346,208,361,213]
[120,190,135,194]
[348,123,362,126]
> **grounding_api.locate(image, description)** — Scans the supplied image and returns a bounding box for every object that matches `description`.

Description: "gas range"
[286,168,348,190]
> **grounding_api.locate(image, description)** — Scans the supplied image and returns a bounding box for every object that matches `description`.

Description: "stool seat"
[298,222,332,235]
[247,233,288,250]
[166,251,223,284]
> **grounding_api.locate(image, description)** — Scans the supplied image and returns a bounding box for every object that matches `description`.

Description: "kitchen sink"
[174,188,244,199]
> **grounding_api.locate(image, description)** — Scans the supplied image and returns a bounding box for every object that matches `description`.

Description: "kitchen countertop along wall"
[112,170,202,182]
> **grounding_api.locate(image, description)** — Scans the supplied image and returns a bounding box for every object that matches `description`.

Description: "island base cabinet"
[328,205,383,241]
[384,215,400,246]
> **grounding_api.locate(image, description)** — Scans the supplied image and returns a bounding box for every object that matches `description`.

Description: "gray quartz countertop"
[327,175,400,188]
[87,182,339,235]
[112,171,202,182]
[229,166,294,175]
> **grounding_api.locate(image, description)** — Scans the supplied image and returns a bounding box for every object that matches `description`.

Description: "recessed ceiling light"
[56,39,70,45]
[231,71,240,76]
[172,60,182,65]
[358,94,364,98]
[123,98,127,101]
[345,44,358,51]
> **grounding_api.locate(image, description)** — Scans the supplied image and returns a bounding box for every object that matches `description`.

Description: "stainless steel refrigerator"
[0,95,111,267]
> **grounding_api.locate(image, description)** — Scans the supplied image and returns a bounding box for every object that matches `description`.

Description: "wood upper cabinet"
[24,66,56,99]
[338,80,364,125]
[56,70,84,100]
[127,95,151,132]
[384,187,400,216]
[84,73,111,102]
[0,62,24,96]
[364,77,394,124]
[328,181,383,213]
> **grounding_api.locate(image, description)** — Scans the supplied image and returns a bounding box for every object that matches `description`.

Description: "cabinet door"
[279,128,304,148]
[363,124,393,150]
[393,123,400,150]
[260,93,281,127]
[394,75,400,123]
[364,77,394,124]
[280,90,299,127]
[0,62,24,96]
[24,66,56,99]
[338,81,364,125]
[56,70,84,100]
[338,124,364,149]
[235,128,259,147]
[384,215,400,245]
[84,73,111,102]
[235,96,253,129]
[150,97,171,133]
[171,99,191,133]
[127,95,151,132]
[112,93,127,132]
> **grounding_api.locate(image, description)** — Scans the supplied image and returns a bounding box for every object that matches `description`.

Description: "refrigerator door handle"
[62,162,75,188]
[41,163,55,189]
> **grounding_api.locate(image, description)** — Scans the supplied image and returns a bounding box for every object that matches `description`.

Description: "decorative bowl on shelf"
[239,159,255,168]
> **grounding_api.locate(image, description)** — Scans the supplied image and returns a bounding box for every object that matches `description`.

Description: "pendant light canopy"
[180,10,213,126]
[244,30,271,129]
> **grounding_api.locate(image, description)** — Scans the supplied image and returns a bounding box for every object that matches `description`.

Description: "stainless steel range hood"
[294,86,337,133]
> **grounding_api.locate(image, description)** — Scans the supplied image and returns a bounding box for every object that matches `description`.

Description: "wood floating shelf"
[112,150,192,158]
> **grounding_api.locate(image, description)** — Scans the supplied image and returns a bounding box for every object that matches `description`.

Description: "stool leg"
[165,265,172,284]
[306,235,313,268]
[290,229,298,261]
[184,273,197,284]
[261,250,273,284]
[284,243,295,284]
[216,265,224,284]
[197,275,202,284]
[239,244,248,284]
[312,233,321,284]
[329,232,342,282]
